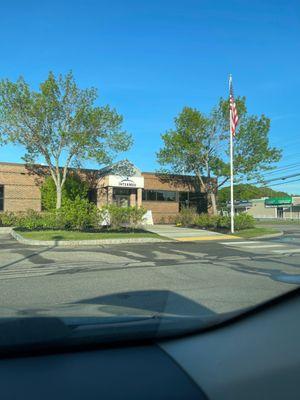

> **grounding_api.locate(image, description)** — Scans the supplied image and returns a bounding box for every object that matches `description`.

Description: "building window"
[142,189,177,202]
[87,189,98,205]
[113,188,133,196]
[179,192,189,209]
[146,190,157,201]
[0,185,3,211]
[157,191,177,201]
[179,191,207,213]
[142,190,156,201]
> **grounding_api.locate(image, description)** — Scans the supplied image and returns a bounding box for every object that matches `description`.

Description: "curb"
[10,229,171,247]
[0,227,13,234]
[252,231,284,240]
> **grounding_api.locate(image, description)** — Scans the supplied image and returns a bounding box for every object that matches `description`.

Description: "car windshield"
[0,0,299,352]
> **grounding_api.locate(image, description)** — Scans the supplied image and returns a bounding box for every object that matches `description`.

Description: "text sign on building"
[119,178,137,187]
[106,175,144,188]
[265,197,292,207]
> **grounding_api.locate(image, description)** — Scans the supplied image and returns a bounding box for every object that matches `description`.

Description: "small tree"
[157,98,281,214]
[0,71,132,208]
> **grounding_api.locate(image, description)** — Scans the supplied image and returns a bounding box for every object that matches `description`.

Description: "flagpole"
[229,74,234,233]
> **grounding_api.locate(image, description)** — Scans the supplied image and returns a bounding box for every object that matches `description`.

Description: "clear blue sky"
[0,0,299,193]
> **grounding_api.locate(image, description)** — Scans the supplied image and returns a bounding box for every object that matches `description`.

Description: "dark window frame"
[87,188,98,205]
[0,185,4,211]
[179,191,207,213]
[113,188,136,197]
[142,189,178,202]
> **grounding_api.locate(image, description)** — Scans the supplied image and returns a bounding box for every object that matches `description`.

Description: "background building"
[228,196,300,220]
[0,161,211,223]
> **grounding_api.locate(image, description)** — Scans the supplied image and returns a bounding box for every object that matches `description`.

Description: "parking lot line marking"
[272,249,300,253]
[221,241,260,245]
[239,244,285,248]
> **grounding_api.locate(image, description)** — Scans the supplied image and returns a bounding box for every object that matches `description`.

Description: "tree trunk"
[209,191,217,215]
[56,186,62,209]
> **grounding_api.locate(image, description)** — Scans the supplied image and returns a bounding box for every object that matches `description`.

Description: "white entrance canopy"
[105,175,144,188]
[98,160,144,188]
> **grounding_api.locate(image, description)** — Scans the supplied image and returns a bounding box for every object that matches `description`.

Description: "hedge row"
[0,198,147,231]
[174,208,255,231]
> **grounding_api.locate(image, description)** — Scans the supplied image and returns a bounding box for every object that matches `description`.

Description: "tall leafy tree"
[0,72,132,208]
[157,98,281,214]
[218,184,289,209]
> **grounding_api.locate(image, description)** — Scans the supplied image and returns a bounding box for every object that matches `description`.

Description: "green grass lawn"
[16,229,162,241]
[256,219,300,225]
[234,227,281,239]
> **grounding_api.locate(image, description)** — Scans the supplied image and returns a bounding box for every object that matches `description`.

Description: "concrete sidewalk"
[146,224,238,241]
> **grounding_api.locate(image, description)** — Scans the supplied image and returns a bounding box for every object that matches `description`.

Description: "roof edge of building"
[0,161,215,182]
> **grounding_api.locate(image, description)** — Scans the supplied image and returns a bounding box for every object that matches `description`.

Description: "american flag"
[229,76,239,136]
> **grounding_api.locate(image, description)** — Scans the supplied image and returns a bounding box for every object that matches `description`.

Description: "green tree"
[41,173,89,211]
[218,184,289,208]
[157,98,281,214]
[0,71,132,208]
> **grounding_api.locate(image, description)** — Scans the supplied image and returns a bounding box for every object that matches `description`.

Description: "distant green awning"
[265,197,292,206]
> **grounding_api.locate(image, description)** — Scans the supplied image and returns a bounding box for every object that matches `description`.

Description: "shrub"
[217,215,231,229]
[40,212,66,230]
[176,210,254,231]
[175,207,197,226]
[59,196,99,230]
[194,213,210,228]
[234,213,255,230]
[166,215,177,224]
[129,206,147,227]
[100,205,146,230]
[158,215,177,225]
[2,203,147,231]
[17,209,44,230]
[102,205,131,229]
[41,174,89,211]
[0,211,19,226]
[208,215,219,228]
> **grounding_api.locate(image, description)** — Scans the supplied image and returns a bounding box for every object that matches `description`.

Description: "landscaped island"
[15,229,161,241]
[0,200,160,242]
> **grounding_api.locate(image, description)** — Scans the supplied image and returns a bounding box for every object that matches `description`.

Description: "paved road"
[1,227,300,319]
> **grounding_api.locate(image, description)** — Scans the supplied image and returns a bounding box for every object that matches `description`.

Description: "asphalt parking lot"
[1,227,300,319]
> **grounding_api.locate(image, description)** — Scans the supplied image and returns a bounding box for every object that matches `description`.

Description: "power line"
[250,172,300,186]
[280,151,300,161]
[244,161,300,184]
[257,163,300,177]
[264,172,300,184]
[269,178,300,187]
[271,138,300,148]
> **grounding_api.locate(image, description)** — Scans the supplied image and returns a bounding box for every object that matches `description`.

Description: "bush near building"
[99,205,147,230]
[0,199,147,231]
[175,208,255,231]
[41,174,89,211]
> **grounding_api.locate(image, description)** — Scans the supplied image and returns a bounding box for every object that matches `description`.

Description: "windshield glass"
[0,0,299,351]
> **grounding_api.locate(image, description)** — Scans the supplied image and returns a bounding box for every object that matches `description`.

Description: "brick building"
[0,161,211,223]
